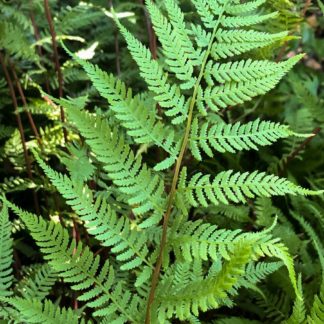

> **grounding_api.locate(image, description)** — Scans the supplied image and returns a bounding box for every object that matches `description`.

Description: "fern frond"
[240,261,283,287]
[211,29,287,60]
[115,19,189,124]
[221,12,278,28]
[35,153,154,271]
[225,0,266,15]
[284,275,306,324]
[5,298,79,324]
[17,263,57,300]
[5,201,144,321]
[155,243,252,321]
[204,55,303,111]
[178,168,322,208]
[189,118,298,160]
[0,22,36,60]
[66,104,166,228]
[308,285,324,324]
[145,0,197,89]
[167,218,299,297]
[0,203,13,297]
[64,56,180,168]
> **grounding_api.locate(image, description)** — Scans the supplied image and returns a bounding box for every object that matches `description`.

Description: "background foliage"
[0,0,324,323]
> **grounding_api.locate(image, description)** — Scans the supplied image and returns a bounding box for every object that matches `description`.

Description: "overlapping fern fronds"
[3,199,145,322]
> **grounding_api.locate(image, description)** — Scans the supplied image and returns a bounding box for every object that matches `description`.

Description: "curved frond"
[65,53,181,160]
[155,243,252,321]
[35,153,154,271]
[5,201,144,321]
[115,20,189,124]
[66,104,167,228]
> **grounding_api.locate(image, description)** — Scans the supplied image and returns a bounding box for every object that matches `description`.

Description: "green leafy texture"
[4,201,144,321]
[0,203,13,297]
[35,152,154,271]
[65,102,166,228]
[178,168,322,208]
[154,243,252,321]
[16,264,58,300]
[4,298,79,324]
[114,18,190,125]
[0,22,36,61]
[65,51,181,167]
[238,261,284,290]
[166,218,299,298]
[318,0,324,15]
[145,0,197,90]
[284,275,306,324]
[189,118,302,160]
[308,285,324,324]
[204,55,303,112]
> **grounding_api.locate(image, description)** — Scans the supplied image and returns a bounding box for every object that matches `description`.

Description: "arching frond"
[35,153,154,271]
[65,103,167,228]
[5,201,145,321]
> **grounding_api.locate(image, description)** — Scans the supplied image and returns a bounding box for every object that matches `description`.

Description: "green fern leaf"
[155,243,252,321]
[4,201,144,321]
[35,152,154,271]
[0,203,13,297]
[65,104,167,228]
[145,0,197,89]
[211,29,287,60]
[114,19,189,124]
[189,118,300,160]
[178,168,323,208]
[5,298,79,324]
[16,263,58,300]
[63,51,182,155]
[204,54,303,111]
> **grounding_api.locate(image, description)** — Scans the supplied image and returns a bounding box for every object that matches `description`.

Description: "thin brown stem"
[29,0,51,94]
[9,61,42,147]
[285,127,321,167]
[43,0,68,142]
[0,52,40,214]
[302,0,312,17]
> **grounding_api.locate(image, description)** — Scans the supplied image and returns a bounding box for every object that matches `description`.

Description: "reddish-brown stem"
[302,0,312,17]
[0,52,40,214]
[29,1,51,94]
[9,61,42,147]
[286,127,321,166]
[43,0,68,142]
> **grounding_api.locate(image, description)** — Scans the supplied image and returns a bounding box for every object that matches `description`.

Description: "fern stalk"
[43,0,67,143]
[0,52,40,214]
[145,1,230,322]
[9,60,42,147]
